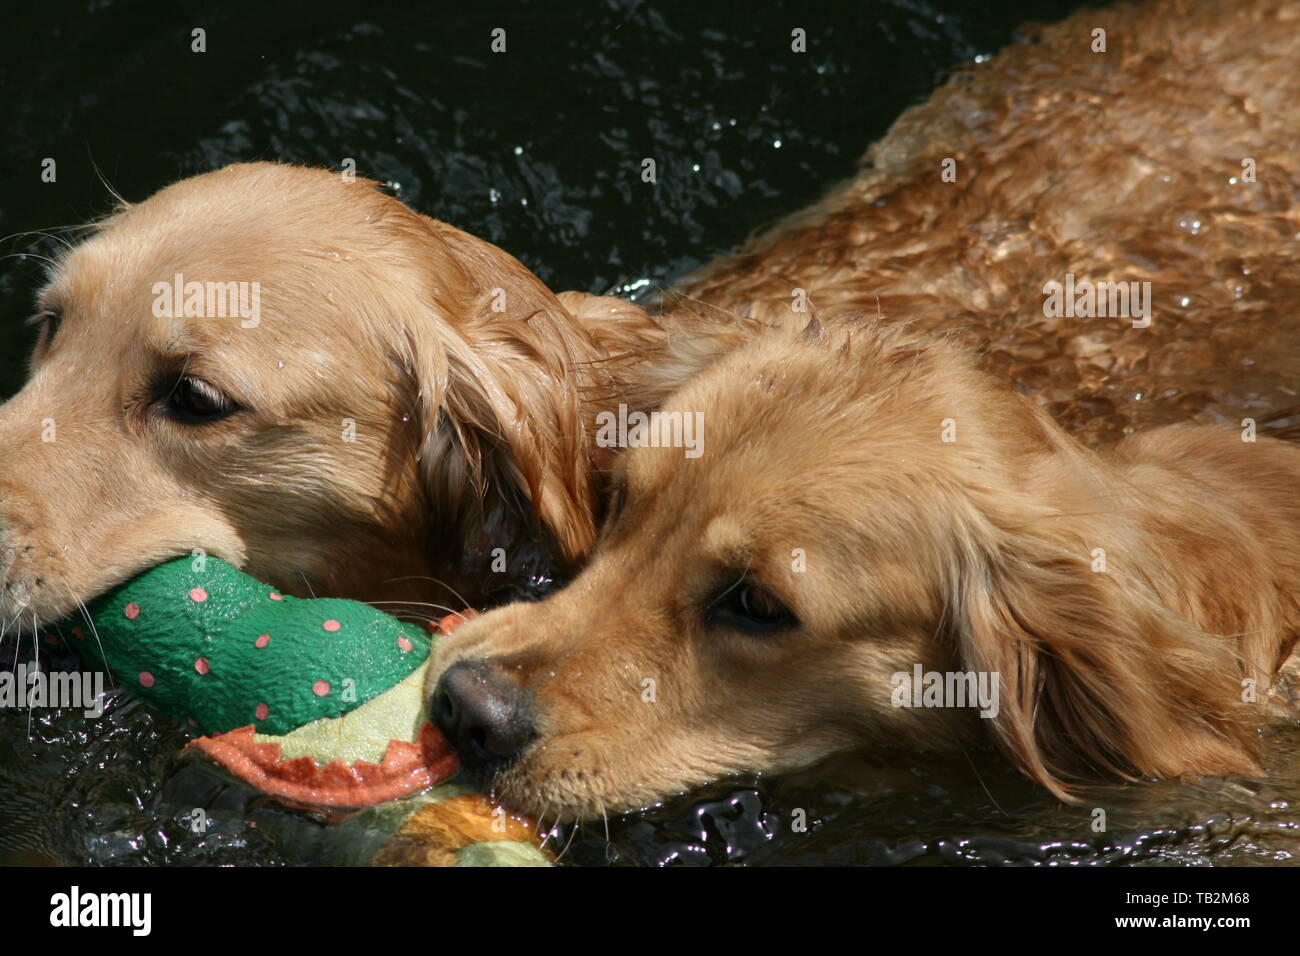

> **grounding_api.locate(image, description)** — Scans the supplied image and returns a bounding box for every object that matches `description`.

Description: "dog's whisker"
[382,575,473,613]
[87,151,129,210]
[0,251,60,271]
[0,228,76,253]
[28,609,40,739]
[553,814,580,863]
[73,594,115,691]
[535,808,549,847]
[952,735,1005,816]
[367,599,461,617]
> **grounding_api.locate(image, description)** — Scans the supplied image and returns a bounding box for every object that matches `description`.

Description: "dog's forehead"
[54,222,391,350]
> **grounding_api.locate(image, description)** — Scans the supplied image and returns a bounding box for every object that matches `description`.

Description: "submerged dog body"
[660,0,1300,444]
[430,321,1300,819]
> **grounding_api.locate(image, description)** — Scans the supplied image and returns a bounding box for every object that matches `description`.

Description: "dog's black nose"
[429,659,535,775]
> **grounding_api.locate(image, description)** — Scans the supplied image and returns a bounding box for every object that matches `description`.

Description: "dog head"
[0,162,650,627]
[427,320,1266,819]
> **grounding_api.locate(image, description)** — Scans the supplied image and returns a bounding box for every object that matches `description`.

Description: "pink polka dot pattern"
[72,627,86,641]
[397,636,413,652]
[255,703,269,721]
[255,634,270,648]
[139,672,155,688]
[322,619,341,633]
[194,657,210,675]
[190,587,208,603]
[124,603,140,620]
[312,680,331,697]
[43,634,57,646]
[269,592,283,601]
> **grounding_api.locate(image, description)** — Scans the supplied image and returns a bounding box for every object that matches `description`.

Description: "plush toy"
[78,557,550,867]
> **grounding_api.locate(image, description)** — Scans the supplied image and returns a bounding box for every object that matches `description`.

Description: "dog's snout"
[430,659,536,775]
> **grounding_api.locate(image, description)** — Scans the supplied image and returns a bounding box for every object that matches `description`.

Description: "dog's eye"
[163,376,238,423]
[709,579,797,634]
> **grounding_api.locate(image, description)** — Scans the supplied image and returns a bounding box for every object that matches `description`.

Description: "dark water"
[3,0,1297,867]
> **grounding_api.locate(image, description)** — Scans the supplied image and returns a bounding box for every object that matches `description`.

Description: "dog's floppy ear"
[396,219,615,571]
[951,504,1261,801]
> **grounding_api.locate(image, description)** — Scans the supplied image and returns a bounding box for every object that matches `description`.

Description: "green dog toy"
[83,556,430,737]
[75,557,550,866]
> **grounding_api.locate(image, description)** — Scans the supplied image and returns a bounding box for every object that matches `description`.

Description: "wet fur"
[3,0,1299,819]
[0,163,658,626]
[431,0,1300,818]
[434,321,1300,818]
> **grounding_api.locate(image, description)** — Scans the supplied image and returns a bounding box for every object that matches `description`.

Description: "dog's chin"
[484,766,652,824]
[470,743,715,823]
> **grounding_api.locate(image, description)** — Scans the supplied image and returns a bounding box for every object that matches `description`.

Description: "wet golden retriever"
[0,162,657,629]
[426,0,1300,818]
[428,319,1300,819]
[659,0,1300,444]
[3,0,1298,818]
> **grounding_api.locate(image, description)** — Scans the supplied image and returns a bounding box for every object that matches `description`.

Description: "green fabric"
[83,557,430,736]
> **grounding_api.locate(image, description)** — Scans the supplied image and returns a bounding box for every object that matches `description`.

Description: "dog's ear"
[397,220,619,571]
[951,504,1261,801]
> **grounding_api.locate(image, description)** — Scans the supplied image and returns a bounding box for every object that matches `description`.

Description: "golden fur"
[0,163,658,627]
[3,0,1299,822]
[654,0,1300,442]
[432,320,1300,818]
[426,0,1300,818]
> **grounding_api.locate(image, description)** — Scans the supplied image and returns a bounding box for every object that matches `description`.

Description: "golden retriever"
[0,162,657,630]
[427,318,1300,819]
[425,0,1300,819]
[3,0,1298,825]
